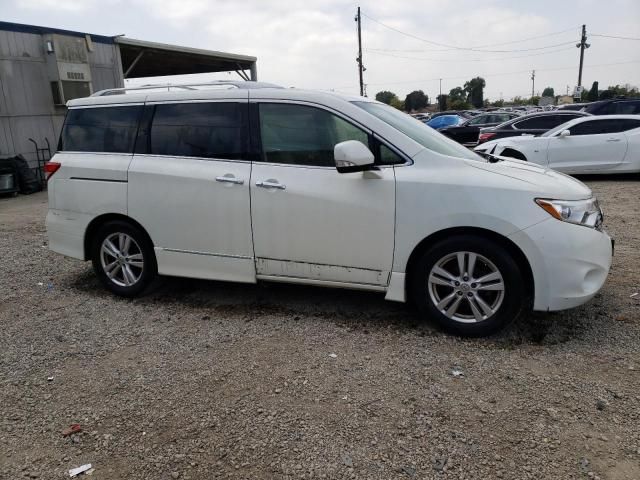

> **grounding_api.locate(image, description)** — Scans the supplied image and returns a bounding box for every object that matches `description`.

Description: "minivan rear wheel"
[411,235,525,336]
[91,220,156,297]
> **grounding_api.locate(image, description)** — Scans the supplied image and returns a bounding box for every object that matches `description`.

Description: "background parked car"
[440,112,520,146]
[477,111,590,144]
[582,98,640,115]
[474,115,640,174]
[425,114,465,130]
[430,110,474,120]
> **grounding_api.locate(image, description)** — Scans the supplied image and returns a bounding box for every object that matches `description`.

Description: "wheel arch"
[499,147,527,161]
[404,227,534,305]
[83,213,155,261]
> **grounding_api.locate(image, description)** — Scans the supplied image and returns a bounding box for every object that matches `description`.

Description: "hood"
[465,157,592,200]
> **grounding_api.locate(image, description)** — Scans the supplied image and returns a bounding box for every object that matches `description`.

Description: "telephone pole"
[576,24,590,87]
[355,7,365,97]
[531,70,535,99]
[439,78,442,111]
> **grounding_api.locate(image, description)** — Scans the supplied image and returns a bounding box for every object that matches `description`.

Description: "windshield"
[353,101,480,160]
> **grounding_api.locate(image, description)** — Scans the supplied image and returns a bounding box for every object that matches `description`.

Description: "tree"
[447,87,470,110]
[587,81,599,102]
[463,77,486,108]
[437,94,448,111]
[375,90,398,105]
[389,96,405,111]
[542,87,555,97]
[404,90,429,111]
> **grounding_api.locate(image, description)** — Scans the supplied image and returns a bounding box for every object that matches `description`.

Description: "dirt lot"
[1,176,639,480]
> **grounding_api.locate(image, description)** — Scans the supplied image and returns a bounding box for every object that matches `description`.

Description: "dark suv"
[477,111,590,144]
[582,98,640,115]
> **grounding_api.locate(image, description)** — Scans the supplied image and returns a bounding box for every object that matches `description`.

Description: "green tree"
[389,96,405,111]
[375,90,398,105]
[437,94,448,111]
[587,81,599,102]
[447,86,470,109]
[491,99,505,107]
[404,90,429,111]
[542,87,554,97]
[463,77,486,108]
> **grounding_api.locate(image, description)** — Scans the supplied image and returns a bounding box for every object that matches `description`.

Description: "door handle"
[256,180,286,190]
[606,138,621,142]
[216,175,244,185]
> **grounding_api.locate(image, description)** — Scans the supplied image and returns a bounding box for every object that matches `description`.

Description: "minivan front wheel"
[411,235,525,336]
[91,221,156,297]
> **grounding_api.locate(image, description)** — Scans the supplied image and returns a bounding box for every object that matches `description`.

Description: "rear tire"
[410,235,525,337]
[91,220,156,297]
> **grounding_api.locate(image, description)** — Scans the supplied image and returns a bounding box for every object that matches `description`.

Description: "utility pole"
[531,70,535,99]
[355,7,365,97]
[576,24,590,87]
[439,78,442,111]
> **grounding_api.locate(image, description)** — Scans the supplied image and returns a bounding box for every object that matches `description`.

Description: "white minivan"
[45,81,613,336]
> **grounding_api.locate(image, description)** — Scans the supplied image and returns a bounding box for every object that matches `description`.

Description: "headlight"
[535,197,603,230]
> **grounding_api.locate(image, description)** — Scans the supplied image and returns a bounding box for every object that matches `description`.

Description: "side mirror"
[558,129,571,138]
[334,140,375,173]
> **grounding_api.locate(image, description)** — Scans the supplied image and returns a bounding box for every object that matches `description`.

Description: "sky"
[2,0,639,102]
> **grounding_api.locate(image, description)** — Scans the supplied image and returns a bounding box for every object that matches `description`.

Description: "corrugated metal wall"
[0,28,120,167]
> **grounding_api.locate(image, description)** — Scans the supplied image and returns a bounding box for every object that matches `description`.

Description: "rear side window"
[614,102,640,114]
[60,106,142,153]
[619,119,640,131]
[149,103,245,159]
[258,103,369,167]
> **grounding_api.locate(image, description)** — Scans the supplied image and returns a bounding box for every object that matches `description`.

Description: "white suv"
[45,81,613,336]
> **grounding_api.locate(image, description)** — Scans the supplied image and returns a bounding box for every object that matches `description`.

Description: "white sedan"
[474,115,640,174]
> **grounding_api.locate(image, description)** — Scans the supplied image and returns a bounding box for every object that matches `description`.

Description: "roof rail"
[91,80,283,97]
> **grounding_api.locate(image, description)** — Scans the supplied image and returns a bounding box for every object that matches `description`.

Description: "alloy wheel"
[99,232,144,287]
[427,251,505,323]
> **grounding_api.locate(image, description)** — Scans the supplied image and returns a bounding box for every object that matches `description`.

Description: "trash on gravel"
[451,368,464,377]
[329,353,338,358]
[630,292,639,298]
[47,376,54,381]
[37,282,44,286]
[62,424,82,437]
[69,464,92,477]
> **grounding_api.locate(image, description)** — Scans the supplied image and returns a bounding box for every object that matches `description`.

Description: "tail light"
[44,161,61,181]
[478,132,496,144]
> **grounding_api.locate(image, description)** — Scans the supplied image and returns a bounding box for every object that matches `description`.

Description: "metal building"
[0,21,257,171]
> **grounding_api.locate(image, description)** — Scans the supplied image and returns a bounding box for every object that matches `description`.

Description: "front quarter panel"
[392,153,549,273]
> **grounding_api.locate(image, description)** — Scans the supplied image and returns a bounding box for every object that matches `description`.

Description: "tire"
[91,220,157,297]
[410,235,525,337]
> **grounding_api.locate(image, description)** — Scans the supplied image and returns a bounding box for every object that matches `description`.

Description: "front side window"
[614,102,640,114]
[258,103,369,167]
[149,102,245,159]
[468,115,489,125]
[514,115,563,130]
[60,105,142,153]
[570,119,625,135]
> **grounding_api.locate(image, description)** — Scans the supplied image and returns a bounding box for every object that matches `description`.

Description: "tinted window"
[60,106,142,153]
[259,103,369,167]
[570,119,626,135]
[619,119,640,131]
[614,101,640,114]
[150,103,245,159]
[515,114,579,130]
[468,115,490,125]
[379,144,404,165]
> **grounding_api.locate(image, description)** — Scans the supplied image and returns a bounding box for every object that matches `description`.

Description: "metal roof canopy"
[115,37,257,81]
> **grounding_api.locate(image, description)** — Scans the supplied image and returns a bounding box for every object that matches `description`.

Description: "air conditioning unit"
[46,34,93,105]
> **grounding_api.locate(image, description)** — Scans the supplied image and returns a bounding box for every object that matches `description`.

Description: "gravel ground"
[1,176,639,480]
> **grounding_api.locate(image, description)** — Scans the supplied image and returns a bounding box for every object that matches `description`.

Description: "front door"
[250,102,396,287]
[128,97,255,283]
[547,118,627,173]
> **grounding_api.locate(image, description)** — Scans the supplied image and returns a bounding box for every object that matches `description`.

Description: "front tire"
[91,220,156,297]
[410,235,525,336]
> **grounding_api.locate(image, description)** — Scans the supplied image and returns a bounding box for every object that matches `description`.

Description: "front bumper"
[509,219,613,311]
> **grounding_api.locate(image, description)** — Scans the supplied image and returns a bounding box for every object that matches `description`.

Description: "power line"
[364,46,575,63]
[358,60,640,88]
[591,33,640,41]
[362,13,578,53]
